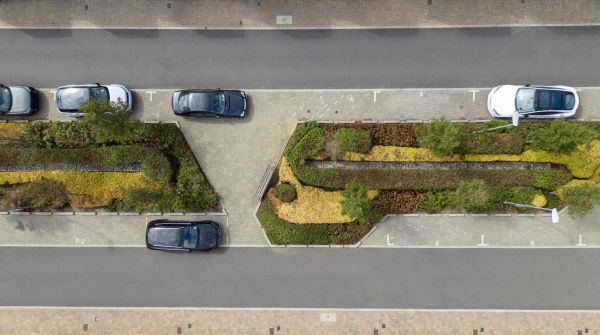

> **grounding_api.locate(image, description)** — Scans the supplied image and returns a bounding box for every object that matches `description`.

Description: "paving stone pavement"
[361,209,600,247]
[1,0,600,29]
[4,87,600,247]
[0,308,598,334]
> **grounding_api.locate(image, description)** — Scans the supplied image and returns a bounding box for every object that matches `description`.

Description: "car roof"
[147,226,185,248]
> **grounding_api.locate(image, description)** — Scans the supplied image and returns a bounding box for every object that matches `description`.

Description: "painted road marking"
[477,234,488,247]
[469,89,480,102]
[386,234,393,246]
[373,90,380,102]
[577,234,586,247]
[145,91,157,102]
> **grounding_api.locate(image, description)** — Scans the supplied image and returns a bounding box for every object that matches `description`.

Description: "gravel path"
[309,161,554,170]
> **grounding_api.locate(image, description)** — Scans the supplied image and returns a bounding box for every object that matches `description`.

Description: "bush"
[172,157,219,211]
[419,191,454,213]
[81,99,138,144]
[22,121,53,147]
[334,128,372,153]
[561,183,600,217]
[416,120,465,156]
[534,170,571,190]
[463,131,525,155]
[372,190,424,214]
[122,186,173,212]
[340,181,379,224]
[25,178,69,210]
[275,183,297,202]
[257,202,329,245]
[454,179,490,212]
[530,119,597,153]
[328,221,375,245]
[50,122,95,148]
[321,123,419,147]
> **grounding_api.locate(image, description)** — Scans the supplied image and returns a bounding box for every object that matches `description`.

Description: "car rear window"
[537,90,565,111]
[0,87,10,112]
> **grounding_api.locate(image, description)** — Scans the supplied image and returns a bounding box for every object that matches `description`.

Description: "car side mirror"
[95,82,101,86]
[511,111,520,126]
[524,84,531,87]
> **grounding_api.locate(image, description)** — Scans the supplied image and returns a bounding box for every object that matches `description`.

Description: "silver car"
[487,84,579,120]
[55,83,132,117]
[0,84,37,116]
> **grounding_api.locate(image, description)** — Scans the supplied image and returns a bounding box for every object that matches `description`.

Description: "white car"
[55,83,132,117]
[487,85,579,120]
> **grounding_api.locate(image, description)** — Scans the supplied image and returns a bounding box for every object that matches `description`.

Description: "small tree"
[340,181,378,223]
[454,179,490,212]
[530,119,597,153]
[561,182,600,217]
[416,119,464,156]
[81,98,136,143]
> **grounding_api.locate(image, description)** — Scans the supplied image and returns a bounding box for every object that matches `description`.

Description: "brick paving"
[0,308,598,334]
[1,0,600,29]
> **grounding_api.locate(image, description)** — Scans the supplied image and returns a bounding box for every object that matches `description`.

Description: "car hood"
[9,86,31,113]
[489,85,519,117]
[224,92,246,117]
[106,85,129,105]
[197,224,220,249]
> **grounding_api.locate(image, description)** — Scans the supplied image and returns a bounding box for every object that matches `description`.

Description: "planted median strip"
[0,100,218,213]
[257,120,600,245]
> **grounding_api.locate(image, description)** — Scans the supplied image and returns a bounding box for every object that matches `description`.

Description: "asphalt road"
[1,247,599,309]
[1,27,600,88]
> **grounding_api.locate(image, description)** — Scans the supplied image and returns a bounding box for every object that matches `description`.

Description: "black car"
[171,89,247,117]
[146,220,221,252]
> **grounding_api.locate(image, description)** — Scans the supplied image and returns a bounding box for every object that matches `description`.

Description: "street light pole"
[503,201,560,224]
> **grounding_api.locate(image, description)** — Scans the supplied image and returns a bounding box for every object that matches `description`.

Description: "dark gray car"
[146,220,221,252]
[0,84,37,116]
[172,89,247,117]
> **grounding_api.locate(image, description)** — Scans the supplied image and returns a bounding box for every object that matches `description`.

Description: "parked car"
[0,84,37,116]
[55,83,132,117]
[487,85,579,119]
[146,220,221,252]
[171,89,247,117]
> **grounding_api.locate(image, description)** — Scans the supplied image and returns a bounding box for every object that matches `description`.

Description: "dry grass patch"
[269,157,354,224]
[0,171,151,208]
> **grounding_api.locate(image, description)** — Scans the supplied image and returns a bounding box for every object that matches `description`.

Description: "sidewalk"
[1,0,600,29]
[0,307,598,334]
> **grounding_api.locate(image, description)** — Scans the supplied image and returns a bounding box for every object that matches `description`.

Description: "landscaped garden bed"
[258,119,600,245]
[0,117,218,212]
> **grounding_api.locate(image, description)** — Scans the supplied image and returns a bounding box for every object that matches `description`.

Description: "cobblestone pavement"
[1,0,600,29]
[3,87,600,247]
[0,308,598,334]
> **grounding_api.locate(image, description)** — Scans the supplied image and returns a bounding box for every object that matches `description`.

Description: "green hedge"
[257,202,329,245]
[294,167,571,191]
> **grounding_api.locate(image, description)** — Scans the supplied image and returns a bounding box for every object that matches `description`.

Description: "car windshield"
[515,88,535,113]
[211,92,226,114]
[182,226,199,249]
[178,93,190,112]
[90,86,109,100]
[0,87,11,112]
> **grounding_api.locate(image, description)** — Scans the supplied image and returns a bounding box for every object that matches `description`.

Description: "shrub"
[284,121,319,157]
[172,157,219,211]
[372,190,424,214]
[340,181,380,224]
[24,178,69,210]
[561,182,600,217]
[533,170,571,190]
[463,132,525,154]
[50,122,94,148]
[122,186,174,212]
[419,191,454,213]
[416,119,465,156]
[275,183,297,202]
[454,179,491,212]
[81,99,138,144]
[328,221,375,245]
[257,202,329,245]
[530,119,597,153]
[334,128,372,153]
[22,121,53,147]
[286,127,325,169]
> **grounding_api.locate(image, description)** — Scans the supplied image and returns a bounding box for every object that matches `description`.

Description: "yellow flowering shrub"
[531,194,547,207]
[345,146,461,162]
[0,171,151,208]
[556,179,597,200]
[0,123,25,145]
[269,158,354,224]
